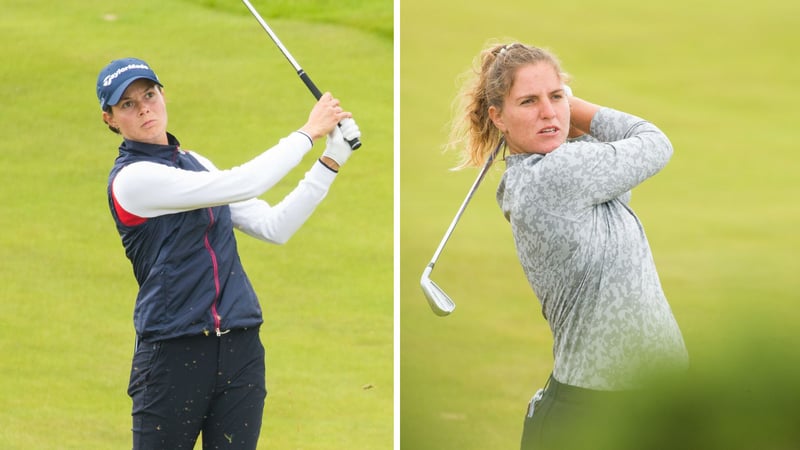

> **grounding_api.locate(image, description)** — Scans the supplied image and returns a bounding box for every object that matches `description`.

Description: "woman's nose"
[540,99,556,118]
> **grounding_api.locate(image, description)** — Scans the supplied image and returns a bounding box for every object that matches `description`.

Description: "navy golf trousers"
[128,327,267,449]
[520,375,632,450]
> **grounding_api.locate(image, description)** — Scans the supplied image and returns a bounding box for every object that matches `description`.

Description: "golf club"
[421,138,505,316]
[241,0,361,150]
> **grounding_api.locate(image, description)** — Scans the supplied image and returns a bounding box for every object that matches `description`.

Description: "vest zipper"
[203,207,226,336]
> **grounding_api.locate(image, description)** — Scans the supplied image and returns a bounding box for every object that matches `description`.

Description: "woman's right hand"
[300,92,352,141]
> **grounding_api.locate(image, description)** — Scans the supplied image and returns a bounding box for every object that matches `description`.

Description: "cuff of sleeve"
[317,158,339,173]
[310,159,338,184]
[293,130,314,147]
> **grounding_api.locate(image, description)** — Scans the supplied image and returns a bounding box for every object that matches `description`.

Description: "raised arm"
[539,100,674,209]
[112,92,352,218]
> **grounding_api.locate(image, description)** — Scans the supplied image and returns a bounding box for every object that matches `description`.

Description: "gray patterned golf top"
[496,107,689,390]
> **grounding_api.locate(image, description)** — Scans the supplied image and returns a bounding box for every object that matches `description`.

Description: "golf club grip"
[299,70,323,99]
[299,71,362,150]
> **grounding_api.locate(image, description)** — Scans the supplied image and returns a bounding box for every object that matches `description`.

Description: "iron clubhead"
[420,265,455,316]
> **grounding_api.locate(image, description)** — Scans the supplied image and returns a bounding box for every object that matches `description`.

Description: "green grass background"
[400,0,799,448]
[0,0,392,448]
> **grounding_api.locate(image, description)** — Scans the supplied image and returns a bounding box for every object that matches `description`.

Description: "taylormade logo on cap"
[96,57,162,110]
[102,63,152,87]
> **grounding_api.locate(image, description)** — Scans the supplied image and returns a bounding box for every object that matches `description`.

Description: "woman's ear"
[488,105,505,133]
[103,110,115,128]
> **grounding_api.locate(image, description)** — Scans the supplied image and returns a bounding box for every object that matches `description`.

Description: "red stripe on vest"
[111,180,147,227]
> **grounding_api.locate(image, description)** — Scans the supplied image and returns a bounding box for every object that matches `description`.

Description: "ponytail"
[448,42,567,169]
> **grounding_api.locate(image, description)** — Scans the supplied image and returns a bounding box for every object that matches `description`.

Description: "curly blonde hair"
[448,42,568,168]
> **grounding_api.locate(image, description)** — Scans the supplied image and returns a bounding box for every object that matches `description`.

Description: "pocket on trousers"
[127,341,162,399]
[520,388,549,450]
[527,388,545,418]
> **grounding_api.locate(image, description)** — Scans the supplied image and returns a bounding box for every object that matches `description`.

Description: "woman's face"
[103,79,168,145]
[489,63,570,155]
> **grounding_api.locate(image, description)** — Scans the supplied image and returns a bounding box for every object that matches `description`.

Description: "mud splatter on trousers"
[128,327,266,449]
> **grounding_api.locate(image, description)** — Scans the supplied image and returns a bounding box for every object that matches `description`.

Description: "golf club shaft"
[241,0,361,150]
[426,139,505,268]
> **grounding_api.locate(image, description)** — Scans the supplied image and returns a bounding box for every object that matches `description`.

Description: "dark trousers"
[520,375,631,450]
[128,327,267,450]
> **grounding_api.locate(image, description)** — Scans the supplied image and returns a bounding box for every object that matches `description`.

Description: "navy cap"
[96,58,163,111]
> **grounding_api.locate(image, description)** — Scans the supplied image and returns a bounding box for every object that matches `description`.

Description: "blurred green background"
[400,0,799,448]
[0,0,392,448]
[4,0,799,447]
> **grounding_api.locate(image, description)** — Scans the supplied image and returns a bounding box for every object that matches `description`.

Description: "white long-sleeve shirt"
[112,131,336,244]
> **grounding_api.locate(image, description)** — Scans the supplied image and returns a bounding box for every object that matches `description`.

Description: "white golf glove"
[339,118,360,141]
[563,84,573,97]
[322,118,361,167]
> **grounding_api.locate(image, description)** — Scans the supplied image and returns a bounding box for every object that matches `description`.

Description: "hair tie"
[492,43,520,68]
[498,43,519,57]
